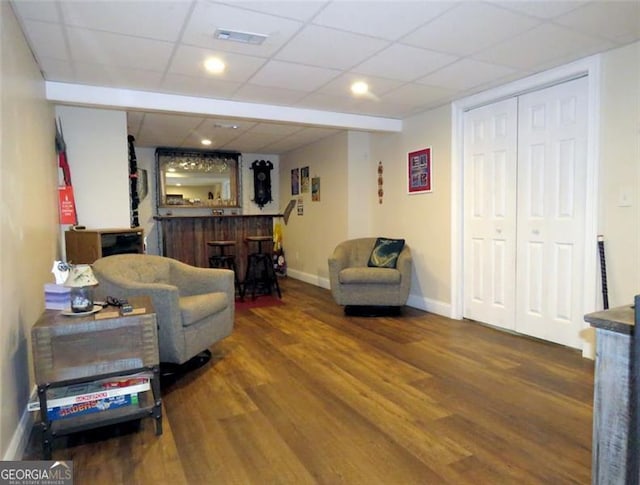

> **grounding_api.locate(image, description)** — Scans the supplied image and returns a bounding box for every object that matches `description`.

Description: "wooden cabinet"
[65,228,144,264]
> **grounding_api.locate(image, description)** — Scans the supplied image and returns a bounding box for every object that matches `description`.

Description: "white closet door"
[515,77,588,348]
[463,98,518,330]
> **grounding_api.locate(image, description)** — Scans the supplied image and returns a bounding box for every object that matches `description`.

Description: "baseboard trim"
[285,271,452,318]
[406,294,452,318]
[3,387,36,460]
[286,269,330,290]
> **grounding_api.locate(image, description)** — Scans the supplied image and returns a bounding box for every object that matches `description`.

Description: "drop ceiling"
[12,0,640,154]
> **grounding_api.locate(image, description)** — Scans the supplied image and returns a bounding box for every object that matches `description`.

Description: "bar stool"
[243,235,281,300]
[207,240,242,298]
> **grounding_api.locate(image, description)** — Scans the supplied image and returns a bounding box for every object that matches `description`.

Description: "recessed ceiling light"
[204,57,225,74]
[351,81,369,96]
[201,139,212,146]
[214,28,268,45]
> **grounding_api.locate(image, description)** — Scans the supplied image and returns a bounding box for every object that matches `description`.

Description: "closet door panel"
[463,98,518,329]
[515,77,588,348]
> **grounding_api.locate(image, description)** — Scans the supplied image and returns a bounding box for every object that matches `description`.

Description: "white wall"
[55,106,130,231]
[1,2,59,459]
[598,41,640,306]
[371,104,453,314]
[347,131,374,238]
[279,132,349,286]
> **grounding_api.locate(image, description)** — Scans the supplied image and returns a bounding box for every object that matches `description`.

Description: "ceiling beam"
[45,82,402,133]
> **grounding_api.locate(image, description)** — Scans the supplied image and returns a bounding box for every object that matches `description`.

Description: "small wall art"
[407,147,432,194]
[301,166,310,193]
[311,176,320,201]
[291,168,300,195]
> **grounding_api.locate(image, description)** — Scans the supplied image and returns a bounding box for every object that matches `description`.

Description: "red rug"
[235,294,284,311]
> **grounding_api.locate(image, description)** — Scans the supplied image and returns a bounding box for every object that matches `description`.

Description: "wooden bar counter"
[154,214,281,279]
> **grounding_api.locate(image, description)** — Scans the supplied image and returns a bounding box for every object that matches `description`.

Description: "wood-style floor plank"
[25,277,594,484]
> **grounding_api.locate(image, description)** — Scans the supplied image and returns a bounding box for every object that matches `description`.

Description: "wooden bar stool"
[243,235,281,300]
[207,240,241,298]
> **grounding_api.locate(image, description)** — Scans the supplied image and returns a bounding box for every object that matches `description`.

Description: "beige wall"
[0,2,59,458]
[279,132,349,285]
[371,104,453,311]
[598,41,640,306]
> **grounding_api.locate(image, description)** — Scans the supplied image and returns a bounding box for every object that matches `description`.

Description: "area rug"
[235,294,284,311]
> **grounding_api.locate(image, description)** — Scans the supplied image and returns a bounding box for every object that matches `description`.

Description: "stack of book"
[44,283,71,310]
[29,373,151,420]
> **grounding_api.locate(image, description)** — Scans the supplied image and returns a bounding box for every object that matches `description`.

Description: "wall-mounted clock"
[251,159,274,209]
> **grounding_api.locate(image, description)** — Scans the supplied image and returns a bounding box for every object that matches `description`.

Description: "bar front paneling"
[154,215,280,279]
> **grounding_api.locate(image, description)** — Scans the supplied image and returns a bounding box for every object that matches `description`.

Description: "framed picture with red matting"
[407,147,432,194]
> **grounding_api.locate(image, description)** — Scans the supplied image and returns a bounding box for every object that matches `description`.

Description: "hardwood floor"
[25,277,594,484]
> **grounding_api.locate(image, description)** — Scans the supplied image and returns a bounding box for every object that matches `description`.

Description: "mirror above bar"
[156,147,241,209]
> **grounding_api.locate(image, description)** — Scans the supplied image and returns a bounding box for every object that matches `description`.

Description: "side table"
[584,303,637,484]
[31,296,162,459]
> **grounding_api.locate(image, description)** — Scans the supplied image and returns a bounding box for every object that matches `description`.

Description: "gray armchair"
[92,254,234,365]
[328,238,412,312]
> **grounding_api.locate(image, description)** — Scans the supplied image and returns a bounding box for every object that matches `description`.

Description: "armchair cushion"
[339,267,401,285]
[180,293,228,327]
[368,237,405,268]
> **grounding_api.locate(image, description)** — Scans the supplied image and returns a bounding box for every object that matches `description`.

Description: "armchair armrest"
[328,243,350,273]
[169,260,234,297]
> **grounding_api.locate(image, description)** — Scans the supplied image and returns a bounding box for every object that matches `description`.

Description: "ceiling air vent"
[214,29,268,45]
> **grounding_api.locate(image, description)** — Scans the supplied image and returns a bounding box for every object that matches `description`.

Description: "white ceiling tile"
[161,73,241,99]
[21,20,68,61]
[232,84,308,106]
[137,112,204,147]
[349,98,416,118]
[180,130,242,150]
[230,1,327,21]
[492,1,586,19]
[38,58,75,82]
[126,111,144,136]
[318,73,403,97]
[60,1,191,42]
[379,83,456,107]
[11,1,60,22]
[417,59,517,91]
[219,132,278,152]
[401,2,541,56]
[554,2,640,44]
[248,123,303,136]
[311,1,456,40]
[198,118,256,133]
[73,63,164,91]
[294,92,364,113]
[275,25,389,69]
[353,44,457,82]
[67,28,174,70]
[474,23,614,70]
[250,60,341,91]
[260,138,309,153]
[181,2,303,57]
[168,45,266,82]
